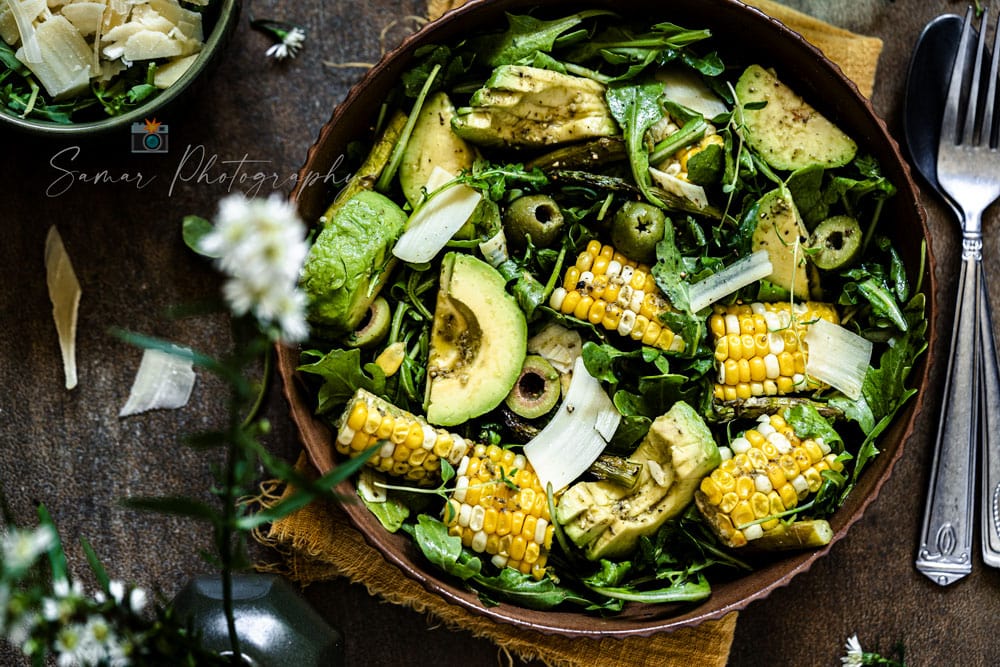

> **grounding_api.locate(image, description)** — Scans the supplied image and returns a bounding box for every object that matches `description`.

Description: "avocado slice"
[301,190,408,336]
[451,65,619,148]
[399,92,477,208]
[751,188,820,301]
[425,253,527,426]
[736,64,857,171]
[556,401,720,560]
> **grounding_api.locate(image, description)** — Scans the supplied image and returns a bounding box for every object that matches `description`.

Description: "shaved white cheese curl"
[804,318,873,401]
[119,348,196,417]
[524,357,621,492]
[392,167,482,264]
[45,226,81,390]
[688,250,773,313]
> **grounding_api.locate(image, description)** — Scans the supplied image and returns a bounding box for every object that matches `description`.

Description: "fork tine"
[986,11,1000,147]
[963,8,987,144]
[943,7,976,146]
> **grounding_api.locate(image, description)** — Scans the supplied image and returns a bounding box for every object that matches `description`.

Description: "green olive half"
[807,215,862,270]
[610,200,666,264]
[503,195,565,249]
[346,296,391,347]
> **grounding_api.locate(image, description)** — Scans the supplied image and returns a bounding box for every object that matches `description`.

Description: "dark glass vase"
[172,573,344,666]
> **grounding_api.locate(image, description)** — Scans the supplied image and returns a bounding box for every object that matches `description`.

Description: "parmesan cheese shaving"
[119,348,196,417]
[804,317,873,401]
[44,226,81,391]
[524,356,621,492]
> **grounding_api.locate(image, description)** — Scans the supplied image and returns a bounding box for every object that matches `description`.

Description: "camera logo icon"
[131,118,168,154]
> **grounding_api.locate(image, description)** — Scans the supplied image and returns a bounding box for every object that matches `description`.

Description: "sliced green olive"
[610,200,666,264]
[504,355,560,420]
[503,195,565,249]
[346,296,391,347]
[807,215,862,270]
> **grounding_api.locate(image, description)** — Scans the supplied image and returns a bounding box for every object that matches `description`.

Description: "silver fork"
[916,6,1000,586]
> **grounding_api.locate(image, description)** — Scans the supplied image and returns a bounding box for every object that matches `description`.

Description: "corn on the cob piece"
[709,301,840,402]
[335,388,471,486]
[444,443,556,579]
[548,239,684,353]
[694,412,844,548]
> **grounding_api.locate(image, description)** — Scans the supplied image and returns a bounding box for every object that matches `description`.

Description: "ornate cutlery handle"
[980,272,1000,567]
[916,250,980,585]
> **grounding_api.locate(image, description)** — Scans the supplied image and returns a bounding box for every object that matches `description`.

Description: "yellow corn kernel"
[602,303,623,330]
[737,359,751,384]
[588,299,607,325]
[778,483,798,509]
[727,333,743,361]
[560,289,582,315]
[347,402,367,432]
[701,476,723,505]
[590,275,609,300]
[642,320,662,346]
[710,314,727,338]
[562,266,581,291]
[573,295,594,321]
[735,475,755,499]
[630,314,649,340]
[719,492,740,514]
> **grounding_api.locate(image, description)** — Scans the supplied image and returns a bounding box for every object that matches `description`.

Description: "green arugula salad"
[0,0,211,123]
[295,10,927,611]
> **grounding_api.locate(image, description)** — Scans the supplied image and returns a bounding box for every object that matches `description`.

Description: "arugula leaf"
[785,165,828,228]
[784,402,844,453]
[360,494,410,533]
[473,567,592,609]
[458,159,549,201]
[585,573,711,603]
[480,10,614,66]
[412,515,483,581]
[651,212,691,309]
[297,348,387,414]
[566,22,718,82]
[605,82,667,207]
[830,293,927,440]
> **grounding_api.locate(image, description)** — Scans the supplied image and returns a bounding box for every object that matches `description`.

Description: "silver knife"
[980,276,1000,566]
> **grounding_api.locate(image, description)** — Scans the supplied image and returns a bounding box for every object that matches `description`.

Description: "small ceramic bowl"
[281,0,934,637]
[0,0,240,137]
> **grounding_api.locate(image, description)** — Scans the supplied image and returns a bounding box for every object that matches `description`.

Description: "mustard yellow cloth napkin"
[256,4,882,665]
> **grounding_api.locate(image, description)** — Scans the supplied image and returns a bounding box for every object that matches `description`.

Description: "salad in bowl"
[281,0,929,633]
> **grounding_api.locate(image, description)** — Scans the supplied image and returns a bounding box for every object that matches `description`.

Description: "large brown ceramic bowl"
[280,0,934,636]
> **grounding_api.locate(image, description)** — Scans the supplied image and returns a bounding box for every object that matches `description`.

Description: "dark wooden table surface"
[2,1,998,664]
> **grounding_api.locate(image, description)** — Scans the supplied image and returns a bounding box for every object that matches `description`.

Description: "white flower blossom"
[127,587,147,615]
[199,193,310,342]
[265,26,306,60]
[2,526,56,574]
[54,622,85,666]
[842,634,864,666]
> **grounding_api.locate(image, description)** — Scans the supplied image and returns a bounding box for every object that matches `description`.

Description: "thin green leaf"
[37,504,68,582]
[122,496,218,523]
[81,537,111,592]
